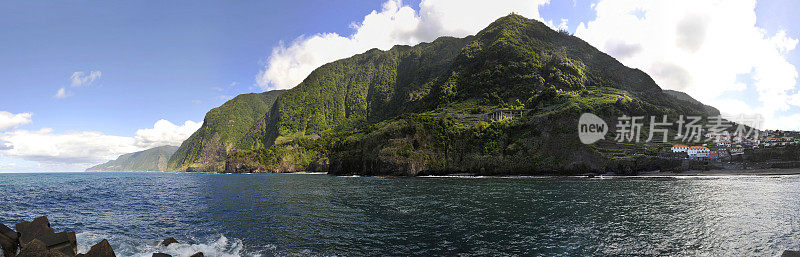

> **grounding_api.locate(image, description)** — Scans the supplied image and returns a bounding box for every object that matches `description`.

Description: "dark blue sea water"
[1,172,799,257]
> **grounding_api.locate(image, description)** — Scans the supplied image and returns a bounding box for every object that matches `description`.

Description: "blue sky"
[0,0,394,135]
[1,0,799,172]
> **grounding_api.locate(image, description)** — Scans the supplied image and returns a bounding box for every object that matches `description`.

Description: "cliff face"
[266,36,474,144]
[86,145,178,172]
[178,14,716,175]
[167,90,284,171]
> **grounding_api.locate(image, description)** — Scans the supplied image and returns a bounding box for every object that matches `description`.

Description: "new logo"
[578,113,608,144]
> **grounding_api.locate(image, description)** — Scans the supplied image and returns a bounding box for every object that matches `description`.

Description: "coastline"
[80,168,800,177]
[84,170,169,172]
[637,168,800,177]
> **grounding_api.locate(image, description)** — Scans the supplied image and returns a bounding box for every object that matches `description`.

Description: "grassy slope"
[86,145,178,172]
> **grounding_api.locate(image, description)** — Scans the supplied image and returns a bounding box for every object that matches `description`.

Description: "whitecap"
[77,232,268,257]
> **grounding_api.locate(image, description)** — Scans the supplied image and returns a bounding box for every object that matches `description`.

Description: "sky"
[1,0,799,172]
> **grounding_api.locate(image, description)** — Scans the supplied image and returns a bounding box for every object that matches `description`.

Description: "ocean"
[1,172,799,256]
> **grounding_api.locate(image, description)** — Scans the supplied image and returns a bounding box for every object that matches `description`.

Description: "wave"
[77,232,268,257]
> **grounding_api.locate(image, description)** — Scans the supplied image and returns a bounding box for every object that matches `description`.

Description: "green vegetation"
[663,89,721,116]
[167,90,284,171]
[270,36,472,140]
[86,145,178,172]
[173,14,719,175]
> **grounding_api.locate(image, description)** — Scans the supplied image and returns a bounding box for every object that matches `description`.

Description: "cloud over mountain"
[574,0,798,129]
[0,118,200,169]
[256,0,549,90]
[134,119,201,149]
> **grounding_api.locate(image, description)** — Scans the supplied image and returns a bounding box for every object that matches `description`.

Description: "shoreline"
[78,168,800,177]
[636,168,800,177]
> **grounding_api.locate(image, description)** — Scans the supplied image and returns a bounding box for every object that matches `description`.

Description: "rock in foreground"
[159,237,179,247]
[0,223,20,257]
[783,250,800,257]
[14,216,76,256]
[76,239,115,257]
[1,216,115,257]
[16,239,68,257]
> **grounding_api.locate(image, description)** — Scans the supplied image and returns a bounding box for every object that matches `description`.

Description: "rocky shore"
[0,216,203,257]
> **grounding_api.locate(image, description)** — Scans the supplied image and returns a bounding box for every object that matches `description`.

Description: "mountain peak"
[169,13,715,175]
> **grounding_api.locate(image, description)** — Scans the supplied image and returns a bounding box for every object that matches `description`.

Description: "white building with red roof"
[687,146,710,158]
[671,144,710,159]
[671,144,688,153]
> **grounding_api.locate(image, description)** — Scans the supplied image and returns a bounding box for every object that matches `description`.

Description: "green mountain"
[663,89,720,116]
[86,145,178,172]
[167,90,284,171]
[181,14,719,175]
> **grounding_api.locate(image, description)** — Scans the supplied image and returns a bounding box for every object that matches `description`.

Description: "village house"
[687,146,711,158]
[671,144,688,153]
[671,144,710,159]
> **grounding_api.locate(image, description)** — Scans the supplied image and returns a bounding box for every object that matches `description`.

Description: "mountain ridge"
[175,14,718,175]
[86,145,178,172]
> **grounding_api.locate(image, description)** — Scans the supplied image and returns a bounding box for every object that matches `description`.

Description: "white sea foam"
[77,232,268,257]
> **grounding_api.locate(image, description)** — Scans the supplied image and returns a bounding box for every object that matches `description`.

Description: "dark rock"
[14,216,77,256]
[15,216,51,246]
[0,223,19,257]
[0,237,16,257]
[0,223,18,241]
[48,251,70,257]
[152,253,172,257]
[16,239,46,257]
[16,239,68,257]
[159,237,179,247]
[46,232,77,257]
[80,239,115,257]
[783,250,800,257]
[189,252,203,257]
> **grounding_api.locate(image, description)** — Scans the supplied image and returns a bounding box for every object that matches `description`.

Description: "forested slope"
[180,14,719,175]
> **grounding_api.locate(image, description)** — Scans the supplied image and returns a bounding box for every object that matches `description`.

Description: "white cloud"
[133,119,201,149]
[0,128,140,165]
[70,70,102,87]
[54,87,70,99]
[0,111,32,131]
[0,118,201,170]
[256,0,549,90]
[555,18,569,31]
[574,0,799,129]
[54,71,102,98]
